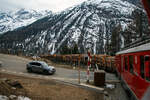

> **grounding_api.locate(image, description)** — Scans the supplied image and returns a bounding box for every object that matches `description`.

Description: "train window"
[125,56,128,70]
[129,56,134,74]
[140,56,145,79]
[145,56,150,61]
[147,0,150,8]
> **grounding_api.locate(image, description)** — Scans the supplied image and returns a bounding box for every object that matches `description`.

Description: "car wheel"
[43,70,49,75]
[27,68,32,73]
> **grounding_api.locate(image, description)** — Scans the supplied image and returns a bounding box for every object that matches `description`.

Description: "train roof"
[116,42,150,55]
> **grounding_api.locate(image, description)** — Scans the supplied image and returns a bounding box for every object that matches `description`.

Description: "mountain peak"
[0,8,52,34]
[85,0,103,5]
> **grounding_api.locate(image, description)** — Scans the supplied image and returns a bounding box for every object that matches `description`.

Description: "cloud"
[0,0,86,12]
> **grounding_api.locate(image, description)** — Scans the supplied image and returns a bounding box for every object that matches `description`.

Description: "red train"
[116,43,150,100]
[115,0,150,100]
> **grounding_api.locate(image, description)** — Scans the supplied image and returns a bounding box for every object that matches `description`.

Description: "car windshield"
[42,62,49,67]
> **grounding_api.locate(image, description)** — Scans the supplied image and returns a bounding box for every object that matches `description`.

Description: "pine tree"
[60,45,71,55]
[110,24,121,55]
[72,44,79,54]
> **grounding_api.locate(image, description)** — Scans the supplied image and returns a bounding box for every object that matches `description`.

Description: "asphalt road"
[0,54,95,83]
[0,54,118,83]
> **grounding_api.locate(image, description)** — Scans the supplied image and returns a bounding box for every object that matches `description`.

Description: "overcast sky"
[0,0,86,12]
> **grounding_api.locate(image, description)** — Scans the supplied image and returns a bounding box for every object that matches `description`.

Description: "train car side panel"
[116,50,150,100]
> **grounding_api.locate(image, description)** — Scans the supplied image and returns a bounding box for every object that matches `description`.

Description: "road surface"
[0,54,129,100]
[0,54,92,83]
[0,54,118,83]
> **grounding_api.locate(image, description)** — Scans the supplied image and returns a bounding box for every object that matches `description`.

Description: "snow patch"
[17,96,31,100]
[0,95,31,100]
[0,95,8,100]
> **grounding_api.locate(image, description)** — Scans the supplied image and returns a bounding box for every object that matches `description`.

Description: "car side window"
[30,62,41,66]
[30,62,35,65]
[35,63,41,66]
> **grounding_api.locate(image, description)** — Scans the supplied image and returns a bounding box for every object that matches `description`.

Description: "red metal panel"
[123,70,149,99]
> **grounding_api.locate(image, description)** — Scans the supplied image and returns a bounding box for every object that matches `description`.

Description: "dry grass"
[0,73,104,100]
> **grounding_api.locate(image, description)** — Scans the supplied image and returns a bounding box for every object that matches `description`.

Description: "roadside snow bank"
[0,95,31,100]
[0,95,8,100]
[17,96,31,100]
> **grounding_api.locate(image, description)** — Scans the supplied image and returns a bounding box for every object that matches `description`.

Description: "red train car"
[115,0,150,100]
[116,43,150,100]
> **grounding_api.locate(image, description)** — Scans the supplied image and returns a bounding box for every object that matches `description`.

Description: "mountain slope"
[0,0,146,55]
[0,9,52,34]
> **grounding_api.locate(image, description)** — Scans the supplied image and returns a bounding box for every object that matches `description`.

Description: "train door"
[121,56,124,73]
[144,55,150,81]
[140,56,145,79]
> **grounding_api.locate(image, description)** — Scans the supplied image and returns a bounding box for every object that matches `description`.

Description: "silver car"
[26,61,56,75]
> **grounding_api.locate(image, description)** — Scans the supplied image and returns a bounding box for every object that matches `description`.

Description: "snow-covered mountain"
[0,8,52,34]
[0,0,148,55]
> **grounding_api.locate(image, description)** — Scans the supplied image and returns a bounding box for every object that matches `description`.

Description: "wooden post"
[78,54,81,84]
